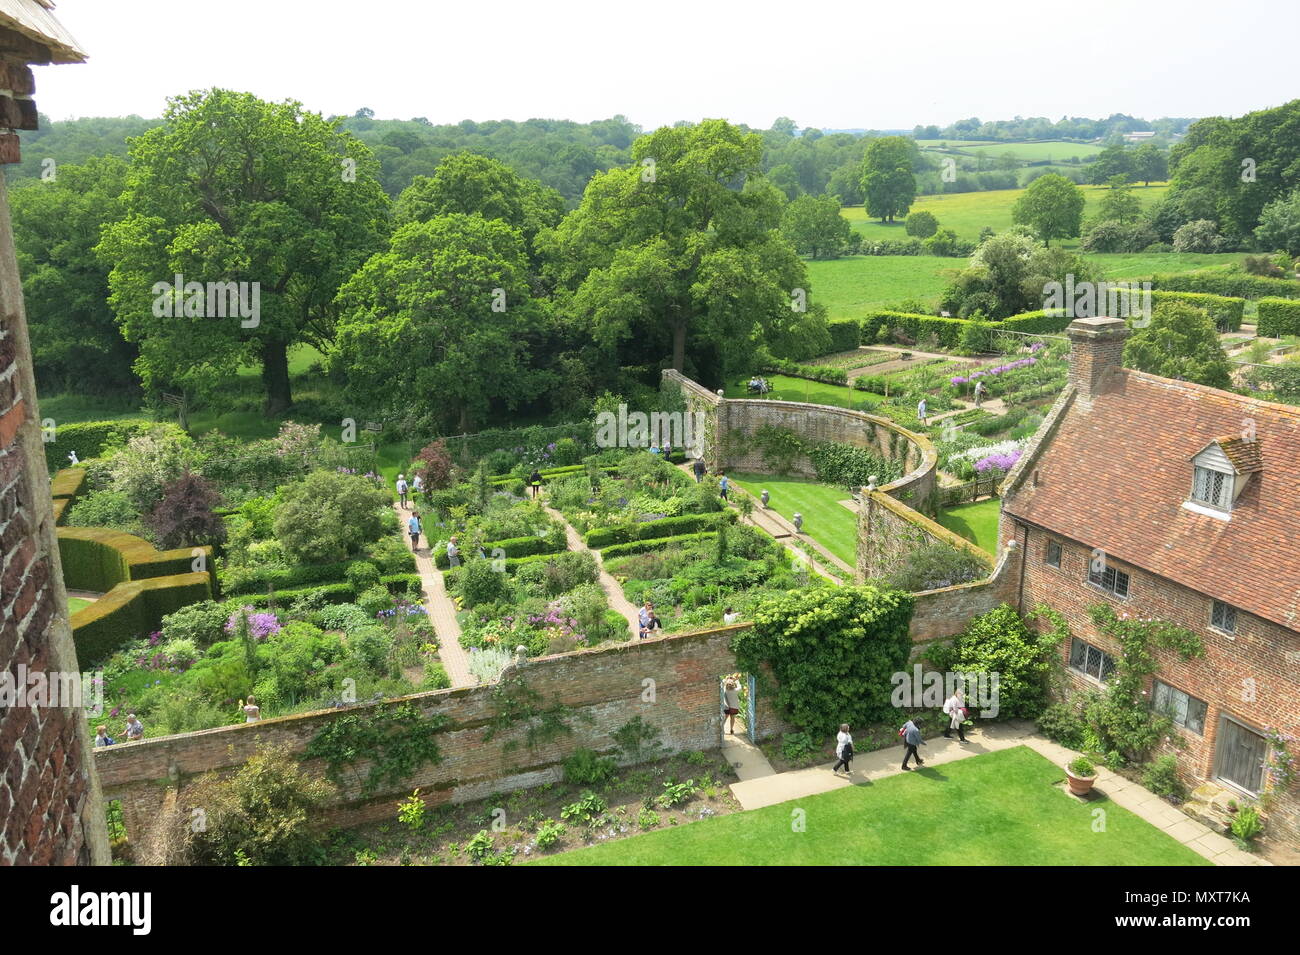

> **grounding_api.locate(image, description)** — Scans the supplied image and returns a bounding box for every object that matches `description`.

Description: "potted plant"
[1227,799,1239,814]
[1065,757,1098,796]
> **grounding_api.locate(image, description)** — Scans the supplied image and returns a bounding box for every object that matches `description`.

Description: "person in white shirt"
[917,397,928,425]
[243,695,261,723]
[832,723,854,775]
[721,678,742,735]
[723,606,740,625]
[943,689,968,742]
[124,714,144,741]
[412,473,425,497]
[396,473,409,509]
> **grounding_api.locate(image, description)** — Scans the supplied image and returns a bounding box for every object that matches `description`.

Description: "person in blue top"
[407,512,422,551]
[718,472,730,501]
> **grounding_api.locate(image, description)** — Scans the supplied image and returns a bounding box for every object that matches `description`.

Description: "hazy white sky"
[32,0,1300,130]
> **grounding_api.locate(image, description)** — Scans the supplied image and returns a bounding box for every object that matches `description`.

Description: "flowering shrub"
[224,608,282,640]
[975,450,1022,472]
[951,356,1038,386]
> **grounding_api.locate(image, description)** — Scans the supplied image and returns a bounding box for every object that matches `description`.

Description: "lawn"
[936,497,1002,555]
[841,184,1169,245]
[67,597,93,615]
[729,472,858,568]
[534,746,1211,866]
[724,373,859,409]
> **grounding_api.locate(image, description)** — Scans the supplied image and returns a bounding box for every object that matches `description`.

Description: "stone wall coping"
[866,489,993,567]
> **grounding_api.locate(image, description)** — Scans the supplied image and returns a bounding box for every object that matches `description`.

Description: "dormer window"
[1184,436,1262,520]
[1191,465,1232,510]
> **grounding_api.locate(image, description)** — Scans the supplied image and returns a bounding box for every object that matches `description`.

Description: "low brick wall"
[857,488,992,582]
[908,546,1021,642]
[95,624,790,841]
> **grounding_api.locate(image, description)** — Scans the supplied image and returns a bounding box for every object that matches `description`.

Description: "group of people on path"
[830,689,972,777]
[94,713,145,747]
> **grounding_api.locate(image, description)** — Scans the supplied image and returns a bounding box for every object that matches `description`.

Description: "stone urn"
[1065,758,1098,796]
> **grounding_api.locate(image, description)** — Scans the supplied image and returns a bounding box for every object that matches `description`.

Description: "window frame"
[1210,599,1238,635]
[1068,637,1117,683]
[1045,539,1062,568]
[1190,464,1233,512]
[1152,679,1208,735]
[1087,562,1131,599]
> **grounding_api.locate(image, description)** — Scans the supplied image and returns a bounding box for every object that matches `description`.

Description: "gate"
[719,674,758,743]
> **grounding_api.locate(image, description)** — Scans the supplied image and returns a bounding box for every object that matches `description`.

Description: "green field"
[534,746,1210,866]
[843,184,1170,245]
[808,251,1249,320]
[730,473,858,567]
[936,497,1002,555]
[957,141,1106,162]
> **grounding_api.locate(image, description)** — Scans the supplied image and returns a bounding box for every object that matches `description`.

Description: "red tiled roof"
[1004,370,1300,632]
[1212,434,1264,474]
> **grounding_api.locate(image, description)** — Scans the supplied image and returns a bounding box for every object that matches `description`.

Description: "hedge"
[1103,289,1245,331]
[826,320,861,352]
[42,418,165,472]
[600,531,717,559]
[1257,298,1300,337]
[868,311,969,349]
[71,572,213,665]
[997,310,1074,334]
[56,527,215,592]
[241,582,357,609]
[1150,272,1300,300]
[52,498,70,526]
[433,533,568,569]
[50,468,87,501]
[584,512,731,549]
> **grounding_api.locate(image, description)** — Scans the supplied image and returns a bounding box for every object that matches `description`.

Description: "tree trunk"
[261,339,292,416]
[672,323,687,372]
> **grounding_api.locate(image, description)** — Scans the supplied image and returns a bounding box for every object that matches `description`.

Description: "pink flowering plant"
[224,607,282,640]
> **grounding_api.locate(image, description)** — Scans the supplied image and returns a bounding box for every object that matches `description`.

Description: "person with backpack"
[407,511,422,551]
[396,473,409,509]
[94,725,115,747]
[900,717,925,770]
[528,468,543,499]
[832,723,854,775]
[693,457,707,483]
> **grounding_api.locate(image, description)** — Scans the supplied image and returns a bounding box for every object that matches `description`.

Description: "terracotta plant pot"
[1065,764,1097,796]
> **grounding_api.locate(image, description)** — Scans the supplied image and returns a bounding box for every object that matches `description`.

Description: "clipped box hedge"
[1150,272,1300,300]
[868,311,969,349]
[71,572,213,665]
[827,320,862,352]
[50,468,88,502]
[1257,297,1300,337]
[57,527,215,592]
[433,533,567,570]
[241,582,357,609]
[1104,289,1245,331]
[584,512,730,549]
[600,531,716,559]
[996,310,1075,334]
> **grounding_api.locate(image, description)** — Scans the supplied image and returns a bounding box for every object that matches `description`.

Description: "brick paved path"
[394,503,475,688]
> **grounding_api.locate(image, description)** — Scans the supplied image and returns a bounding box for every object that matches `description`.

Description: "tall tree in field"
[10,156,137,395]
[332,214,548,432]
[1132,142,1168,185]
[859,136,917,223]
[1094,176,1144,224]
[1123,302,1231,388]
[780,194,851,258]
[1087,143,1135,184]
[542,120,819,379]
[96,89,391,414]
[1012,173,1084,245]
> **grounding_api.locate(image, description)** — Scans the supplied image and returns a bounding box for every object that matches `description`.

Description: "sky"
[30,0,1300,131]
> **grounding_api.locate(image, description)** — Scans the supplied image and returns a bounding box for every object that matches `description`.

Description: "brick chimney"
[1067,316,1128,407]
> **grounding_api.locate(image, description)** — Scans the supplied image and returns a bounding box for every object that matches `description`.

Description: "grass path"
[535,746,1211,866]
[935,497,1002,555]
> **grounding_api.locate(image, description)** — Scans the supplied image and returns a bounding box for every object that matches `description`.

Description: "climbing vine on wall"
[742,424,904,490]
[483,673,582,753]
[304,702,451,796]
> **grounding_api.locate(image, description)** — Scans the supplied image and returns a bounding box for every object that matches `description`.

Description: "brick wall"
[1013,520,1300,845]
[1066,317,1128,407]
[94,625,792,842]
[0,174,110,865]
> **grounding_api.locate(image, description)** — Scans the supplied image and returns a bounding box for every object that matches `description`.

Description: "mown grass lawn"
[723,373,860,409]
[936,497,1002,555]
[729,472,858,568]
[67,597,93,615]
[533,746,1211,866]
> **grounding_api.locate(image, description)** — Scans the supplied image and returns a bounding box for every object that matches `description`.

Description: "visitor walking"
[446,537,460,568]
[242,695,261,723]
[124,713,144,741]
[412,473,425,499]
[718,472,730,501]
[832,723,854,775]
[693,457,707,482]
[900,717,925,769]
[407,511,422,551]
[722,678,742,735]
[94,725,115,747]
[973,380,988,409]
[396,473,409,509]
[528,468,543,499]
[639,600,661,633]
[943,689,969,743]
[917,397,928,426]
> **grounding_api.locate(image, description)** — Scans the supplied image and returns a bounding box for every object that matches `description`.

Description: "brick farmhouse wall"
[95,625,790,843]
[1010,520,1300,845]
[0,173,110,864]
